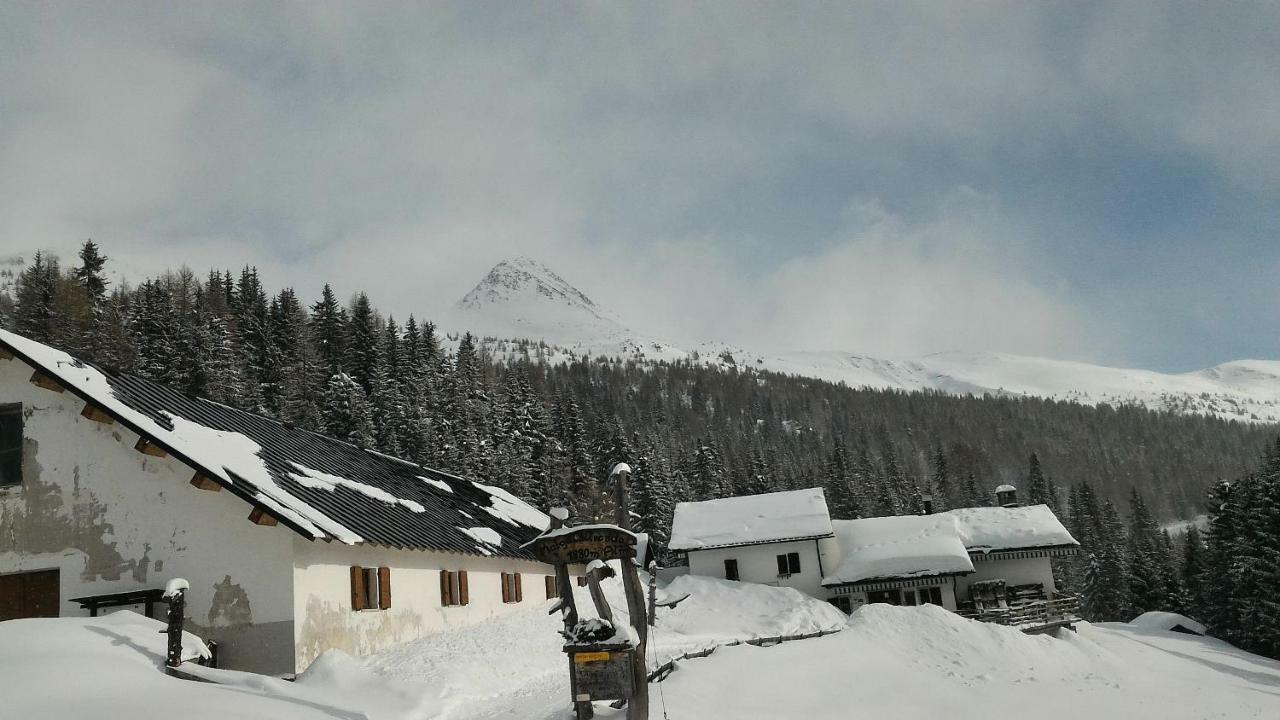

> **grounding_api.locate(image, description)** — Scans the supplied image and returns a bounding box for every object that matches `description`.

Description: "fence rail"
[647,628,844,683]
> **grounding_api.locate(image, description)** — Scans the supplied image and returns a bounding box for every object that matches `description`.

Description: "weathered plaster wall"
[0,356,296,674]
[686,538,834,598]
[292,537,554,670]
[954,554,1058,601]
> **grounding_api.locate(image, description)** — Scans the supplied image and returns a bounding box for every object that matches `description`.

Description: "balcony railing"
[956,594,1081,633]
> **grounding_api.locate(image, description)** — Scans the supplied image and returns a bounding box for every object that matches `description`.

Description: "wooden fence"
[957,594,1082,633]
[647,628,844,683]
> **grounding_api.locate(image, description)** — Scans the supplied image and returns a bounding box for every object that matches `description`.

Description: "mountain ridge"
[448,257,1280,424]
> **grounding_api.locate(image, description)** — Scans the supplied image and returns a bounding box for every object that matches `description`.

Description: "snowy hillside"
[448,258,1280,424]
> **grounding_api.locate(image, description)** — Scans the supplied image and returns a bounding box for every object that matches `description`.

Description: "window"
[545,576,559,599]
[0,569,59,621]
[902,589,918,606]
[918,587,943,606]
[440,570,469,607]
[0,404,22,487]
[829,596,852,614]
[350,566,391,611]
[724,559,739,582]
[867,589,900,606]
[576,576,588,587]
[775,552,801,576]
[501,572,523,603]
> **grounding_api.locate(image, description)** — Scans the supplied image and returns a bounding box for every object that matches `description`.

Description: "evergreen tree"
[321,373,375,447]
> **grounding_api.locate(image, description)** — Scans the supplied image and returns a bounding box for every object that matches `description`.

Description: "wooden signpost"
[525,463,650,720]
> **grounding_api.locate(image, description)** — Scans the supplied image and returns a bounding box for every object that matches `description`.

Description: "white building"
[0,329,558,675]
[669,487,1079,616]
[668,488,836,598]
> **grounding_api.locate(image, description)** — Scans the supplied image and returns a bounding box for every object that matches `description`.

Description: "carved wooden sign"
[527,525,636,566]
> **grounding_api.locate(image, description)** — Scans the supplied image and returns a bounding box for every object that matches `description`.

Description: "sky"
[2,2,1279,372]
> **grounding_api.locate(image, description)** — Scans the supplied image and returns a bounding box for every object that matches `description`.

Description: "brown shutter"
[545,575,556,599]
[459,570,469,606]
[501,573,510,603]
[378,567,392,609]
[350,566,367,611]
[514,573,523,602]
[440,570,452,606]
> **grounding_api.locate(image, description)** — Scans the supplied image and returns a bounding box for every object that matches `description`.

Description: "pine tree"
[13,251,61,344]
[1181,523,1206,621]
[321,373,375,447]
[1126,488,1166,615]
[929,446,952,512]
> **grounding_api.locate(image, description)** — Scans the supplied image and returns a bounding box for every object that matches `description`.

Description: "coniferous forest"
[4,241,1279,654]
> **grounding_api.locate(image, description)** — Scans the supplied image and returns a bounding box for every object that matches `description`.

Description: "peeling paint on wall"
[0,439,137,582]
[208,575,253,627]
[296,595,424,669]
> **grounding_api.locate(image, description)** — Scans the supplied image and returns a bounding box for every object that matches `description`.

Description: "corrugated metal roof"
[0,329,548,560]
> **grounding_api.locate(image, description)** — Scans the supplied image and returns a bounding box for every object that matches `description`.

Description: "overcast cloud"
[2,2,1279,370]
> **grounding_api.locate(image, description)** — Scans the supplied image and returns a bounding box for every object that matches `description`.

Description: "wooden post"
[647,561,658,628]
[164,587,186,671]
[586,564,614,624]
[611,463,649,720]
[548,508,579,632]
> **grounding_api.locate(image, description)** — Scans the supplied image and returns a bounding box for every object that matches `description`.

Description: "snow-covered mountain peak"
[457,257,612,321]
[450,257,628,344]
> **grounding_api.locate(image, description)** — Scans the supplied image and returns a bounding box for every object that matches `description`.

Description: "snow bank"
[824,515,973,585]
[643,605,1280,720]
[669,488,833,550]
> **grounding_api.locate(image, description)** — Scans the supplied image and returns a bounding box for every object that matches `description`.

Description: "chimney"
[995,484,1019,508]
[921,493,934,515]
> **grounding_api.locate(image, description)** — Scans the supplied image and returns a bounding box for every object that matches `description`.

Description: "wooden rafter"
[80,403,115,425]
[248,507,278,527]
[189,473,222,492]
[29,371,64,393]
[134,437,168,458]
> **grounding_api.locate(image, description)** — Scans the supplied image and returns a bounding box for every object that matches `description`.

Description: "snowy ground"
[4,577,1278,720]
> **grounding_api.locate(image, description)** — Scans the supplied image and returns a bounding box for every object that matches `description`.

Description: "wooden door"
[0,569,60,621]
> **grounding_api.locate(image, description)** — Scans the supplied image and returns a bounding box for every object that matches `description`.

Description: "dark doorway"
[0,569,60,621]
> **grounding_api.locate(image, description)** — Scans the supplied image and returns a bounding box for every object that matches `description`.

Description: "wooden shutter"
[378,567,392,609]
[440,570,453,606]
[501,573,510,603]
[788,552,801,574]
[776,554,788,575]
[459,570,469,605]
[545,575,556,599]
[350,566,367,611]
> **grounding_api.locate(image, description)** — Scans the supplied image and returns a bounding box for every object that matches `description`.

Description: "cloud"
[1,2,1279,367]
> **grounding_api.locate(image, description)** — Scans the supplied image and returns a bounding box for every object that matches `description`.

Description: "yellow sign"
[574,651,611,664]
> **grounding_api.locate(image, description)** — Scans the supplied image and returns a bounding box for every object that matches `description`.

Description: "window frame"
[440,569,469,607]
[0,403,23,488]
[724,558,740,582]
[501,572,523,604]
[350,566,391,611]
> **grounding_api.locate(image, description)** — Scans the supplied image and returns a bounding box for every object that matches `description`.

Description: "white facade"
[955,553,1059,600]
[685,538,835,598]
[291,538,552,669]
[0,351,559,674]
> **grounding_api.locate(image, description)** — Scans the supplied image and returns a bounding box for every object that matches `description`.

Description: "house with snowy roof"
[670,487,1079,619]
[0,329,557,675]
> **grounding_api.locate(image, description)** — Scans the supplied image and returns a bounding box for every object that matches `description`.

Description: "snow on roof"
[946,505,1078,552]
[823,515,974,585]
[668,488,833,551]
[0,328,548,559]
[995,484,1017,493]
[1130,611,1207,635]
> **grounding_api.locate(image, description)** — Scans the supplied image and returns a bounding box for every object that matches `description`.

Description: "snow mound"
[362,572,846,718]
[1128,611,1207,635]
